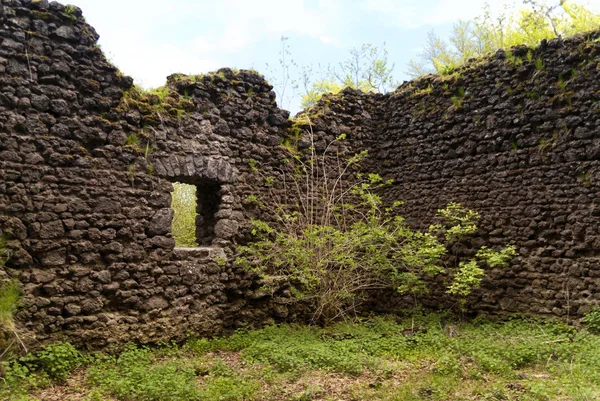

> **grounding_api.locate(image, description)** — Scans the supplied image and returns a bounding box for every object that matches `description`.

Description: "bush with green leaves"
[582,306,600,334]
[19,341,84,383]
[236,129,515,324]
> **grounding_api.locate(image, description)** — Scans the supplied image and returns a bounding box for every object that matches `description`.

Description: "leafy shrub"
[582,306,600,334]
[237,130,515,324]
[20,341,83,382]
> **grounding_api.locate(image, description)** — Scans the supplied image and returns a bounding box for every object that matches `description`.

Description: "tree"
[299,43,397,108]
[265,36,299,111]
[407,0,600,78]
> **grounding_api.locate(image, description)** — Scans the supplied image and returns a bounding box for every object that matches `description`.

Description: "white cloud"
[361,0,518,27]
[68,0,343,87]
[111,44,223,88]
[319,36,341,45]
[361,0,420,27]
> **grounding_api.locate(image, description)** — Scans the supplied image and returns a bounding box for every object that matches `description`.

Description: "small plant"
[438,63,456,76]
[19,342,83,383]
[413,84,434,96]
[527,90,540,100]
[582,306,600,333]
[450,87,465,110]
[248,159,258,172]
[148,86,170,102]
[245,194,260,205]
[535,58,545,70]
[144,141,153,160]
[126,133,140,148]
[505,51,523,66]
[213,255,227,267]
[63,4,77,25]
[264,176,274,187]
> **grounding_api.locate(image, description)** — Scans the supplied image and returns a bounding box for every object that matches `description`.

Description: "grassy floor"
[2,314,599,401]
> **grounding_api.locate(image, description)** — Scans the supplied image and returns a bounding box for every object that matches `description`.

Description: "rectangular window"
[171,182,198,247]
[171,181,222,247]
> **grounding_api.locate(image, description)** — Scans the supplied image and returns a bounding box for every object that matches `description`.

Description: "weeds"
[535,58,545,70]
[582,307,600,333]
[3,316,599,401]
[450,87,466,109]
[0,280,19,333]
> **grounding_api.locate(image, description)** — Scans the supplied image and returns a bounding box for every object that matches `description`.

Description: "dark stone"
[147,208,174,236]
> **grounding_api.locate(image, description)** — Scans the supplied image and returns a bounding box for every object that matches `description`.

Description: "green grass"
[0,280,19,329]
[2,315,600,400]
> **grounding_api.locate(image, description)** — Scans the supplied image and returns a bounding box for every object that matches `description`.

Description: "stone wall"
[1,0,600,347]
[0,0,296,347]
[301,34,600,317]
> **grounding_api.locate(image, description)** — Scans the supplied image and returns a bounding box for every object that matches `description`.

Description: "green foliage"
[19,342,83,383]
[202,373,259,401]
[3,317,600,400]
[450,87,465,109]
[0,280,19,331]
[213,255,227,267]
[407,1,600,77]
[148,85,170,103]
[171,183,198,247]
[446,246,518,302]
[126,133,141,148]
[263,176,274,187]
[245,194,260,205]
[300,79,343,109]
[267,38,397,109]
[88,345,203,401]
[248,158,258,172]
[535,57,546,70]
[432,201,479,241]
[0,239,20,355]
[299,43,396,108]
[236,133,514,324]
[582,306,600,334]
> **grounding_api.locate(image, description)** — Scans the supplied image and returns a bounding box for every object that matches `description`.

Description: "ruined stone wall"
[304,34,600,317]
[2,0,600,347]
[0,0,295,347]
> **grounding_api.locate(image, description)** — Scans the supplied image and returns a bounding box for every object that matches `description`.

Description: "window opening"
[171,182,198,247]
[171,181,222,247]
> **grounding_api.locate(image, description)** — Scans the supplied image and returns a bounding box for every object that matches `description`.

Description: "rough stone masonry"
[0,0,599,346]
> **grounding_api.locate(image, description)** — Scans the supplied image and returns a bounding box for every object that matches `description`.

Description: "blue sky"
[67,0,600,113]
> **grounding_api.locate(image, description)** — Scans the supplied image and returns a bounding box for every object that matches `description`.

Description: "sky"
[67,0,600,113]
